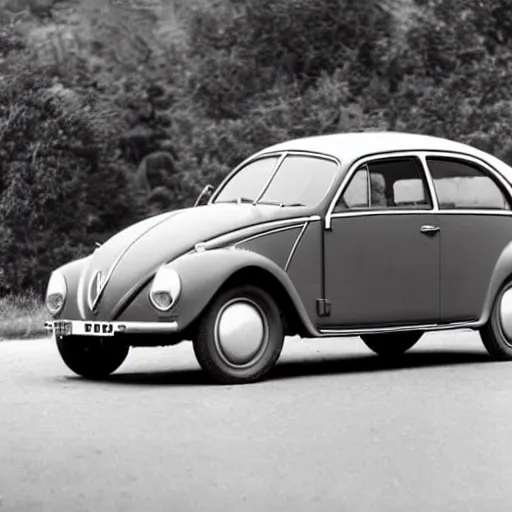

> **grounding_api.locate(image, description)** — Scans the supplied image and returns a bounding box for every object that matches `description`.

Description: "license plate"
[53,321,115,337]
[80,322,115,337]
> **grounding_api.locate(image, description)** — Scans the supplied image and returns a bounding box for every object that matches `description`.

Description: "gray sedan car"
[45,132,512,383]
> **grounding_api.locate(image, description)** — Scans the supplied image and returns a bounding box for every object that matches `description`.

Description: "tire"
[56,335,130,379]
[193,285,285,384]
[361,331,422,357]
[480,282,512,360]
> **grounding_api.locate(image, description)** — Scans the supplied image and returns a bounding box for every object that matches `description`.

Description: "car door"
[320,155,440,329]
[424,155,512,323]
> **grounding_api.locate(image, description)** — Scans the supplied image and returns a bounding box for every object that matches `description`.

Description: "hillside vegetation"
[1,0,512,297]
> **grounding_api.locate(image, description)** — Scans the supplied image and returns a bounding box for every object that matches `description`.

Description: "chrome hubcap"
[499,288,512,343]
[214,299,268,367]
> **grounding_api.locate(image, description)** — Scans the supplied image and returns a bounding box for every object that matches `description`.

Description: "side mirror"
[194,184,215,207]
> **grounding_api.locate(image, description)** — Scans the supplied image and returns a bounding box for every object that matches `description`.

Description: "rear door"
[424,155,512,322]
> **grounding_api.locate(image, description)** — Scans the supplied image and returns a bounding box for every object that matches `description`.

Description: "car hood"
[77,203,307,319]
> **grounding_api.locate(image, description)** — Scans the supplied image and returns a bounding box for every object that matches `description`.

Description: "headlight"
[45,271,67,315]
[149,266,181,312]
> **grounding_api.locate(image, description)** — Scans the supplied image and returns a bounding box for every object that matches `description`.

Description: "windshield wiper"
[256,200,286,207]
[216,197,255,204]
[216,197,305,207]
[257,200,306,207]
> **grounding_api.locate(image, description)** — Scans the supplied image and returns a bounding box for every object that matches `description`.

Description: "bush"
[185,0,393,118]
[3,0,512,299]
[0,46,145,295]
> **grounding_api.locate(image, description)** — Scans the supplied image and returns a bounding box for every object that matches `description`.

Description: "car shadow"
[72,348,495,387]
[269,349,493,382]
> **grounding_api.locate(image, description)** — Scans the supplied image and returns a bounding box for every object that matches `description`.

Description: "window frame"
[326,150,512,229]
[424,155,512,212]
[211,150,341,207]
[336,156,433,212]
[327,152,434,228]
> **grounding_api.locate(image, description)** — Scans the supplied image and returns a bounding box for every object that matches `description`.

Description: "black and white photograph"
[1,0,512,510]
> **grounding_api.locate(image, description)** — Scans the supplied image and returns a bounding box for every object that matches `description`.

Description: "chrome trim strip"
[329,209,437,220]
[318,320,480,336]
[364,164,371,208]
[280,150,341,166]
[260,149,342,161]
[285,222,308,272]
[202,215,321,249]
[234,224,303,247]
[253,152,287,204]
[45,320,179,335]
[418,153,439,210]
[87,270,104,312]
[436,210,512,216]
[90,212,177,312]
[329,209,512,221]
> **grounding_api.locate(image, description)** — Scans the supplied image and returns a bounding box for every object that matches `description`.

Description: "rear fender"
[480,241,512,325]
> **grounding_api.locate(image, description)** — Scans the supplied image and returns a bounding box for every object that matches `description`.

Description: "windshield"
[214,154,338,207]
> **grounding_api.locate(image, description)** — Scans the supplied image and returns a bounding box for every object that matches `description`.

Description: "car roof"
[257,131,509,172]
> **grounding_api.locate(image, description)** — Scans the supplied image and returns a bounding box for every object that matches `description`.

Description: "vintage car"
[45,131,512,384]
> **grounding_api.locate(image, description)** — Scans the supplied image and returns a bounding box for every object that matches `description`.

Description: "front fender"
[50,256,92,320]
[117,248,318,335]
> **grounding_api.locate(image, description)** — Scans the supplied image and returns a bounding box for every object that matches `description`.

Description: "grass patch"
[0,292,48,340]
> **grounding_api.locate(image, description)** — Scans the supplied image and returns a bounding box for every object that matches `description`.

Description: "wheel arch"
[210,265,310,337]
[170,249,317,338]
[117,248,318,338]
[480,241,512,325]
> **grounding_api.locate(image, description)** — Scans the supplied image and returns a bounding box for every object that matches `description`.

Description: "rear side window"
[426,158,511,210]
[335,157,432,211]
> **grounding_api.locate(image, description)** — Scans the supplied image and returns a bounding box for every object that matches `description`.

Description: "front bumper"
[44,320,179,337]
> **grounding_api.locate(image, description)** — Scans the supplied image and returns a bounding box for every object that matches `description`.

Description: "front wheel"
[480,283,512,360]
[56,335,130,379]
[193,285,285,384]
[361,331,422,358]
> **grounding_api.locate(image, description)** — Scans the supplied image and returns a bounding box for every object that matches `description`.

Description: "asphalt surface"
[1,331,512,512]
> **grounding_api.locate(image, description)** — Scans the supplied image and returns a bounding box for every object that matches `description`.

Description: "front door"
[320,156,440,328]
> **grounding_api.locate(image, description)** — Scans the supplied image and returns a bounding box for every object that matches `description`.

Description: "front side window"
[214,154,338,207]
[341,168,368,209]
[426,157,511,210]
[335,157,432,211]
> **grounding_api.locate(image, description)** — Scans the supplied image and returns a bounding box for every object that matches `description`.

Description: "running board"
[317,320,481,337]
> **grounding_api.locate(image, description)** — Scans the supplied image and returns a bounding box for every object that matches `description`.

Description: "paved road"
[1,331,512,512]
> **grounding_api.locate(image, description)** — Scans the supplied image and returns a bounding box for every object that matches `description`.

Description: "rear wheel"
[193,285,285,384]
[480,282,512,360]
[361,331,422,357]
[56,335,130,379]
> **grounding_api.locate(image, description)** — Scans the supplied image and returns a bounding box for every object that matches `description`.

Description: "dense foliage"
[1,0,512,295]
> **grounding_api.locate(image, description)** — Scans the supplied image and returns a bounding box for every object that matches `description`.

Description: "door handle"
[420,225,440,234]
